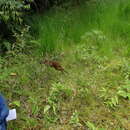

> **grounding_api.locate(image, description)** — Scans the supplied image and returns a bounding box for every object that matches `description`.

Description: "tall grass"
[29,0,130,55]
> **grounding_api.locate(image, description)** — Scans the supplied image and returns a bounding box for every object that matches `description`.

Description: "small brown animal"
[43,60,65,72]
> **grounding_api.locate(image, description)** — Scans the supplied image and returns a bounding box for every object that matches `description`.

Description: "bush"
[0,0,30,54]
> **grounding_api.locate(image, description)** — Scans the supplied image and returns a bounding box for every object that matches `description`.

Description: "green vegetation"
[0,0,130,129]
[29,0,130,56]
[0,0,31,55]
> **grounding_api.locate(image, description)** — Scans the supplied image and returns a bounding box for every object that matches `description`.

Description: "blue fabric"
[0,95,9,130]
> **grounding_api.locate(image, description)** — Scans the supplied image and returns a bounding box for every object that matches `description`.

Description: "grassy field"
[0,0,130,129]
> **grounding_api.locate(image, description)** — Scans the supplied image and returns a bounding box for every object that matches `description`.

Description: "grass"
[0,0,130,129]
[29,0,130,55]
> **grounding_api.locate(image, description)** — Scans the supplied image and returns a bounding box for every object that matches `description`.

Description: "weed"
[85,121,97,130]
[43,82,73,124]
[1,0,130,129]
[69,110,81,126]
[105,96,119,109]
[99,88,119,109]
[117,80,130,100]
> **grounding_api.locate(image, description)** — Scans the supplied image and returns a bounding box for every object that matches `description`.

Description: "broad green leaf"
[44,105,51,114]
[86,121,96,130]
[13,101,20,107]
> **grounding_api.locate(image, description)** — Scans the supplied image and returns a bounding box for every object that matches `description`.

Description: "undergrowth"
[0,0,130,129]
[29,0,130,56]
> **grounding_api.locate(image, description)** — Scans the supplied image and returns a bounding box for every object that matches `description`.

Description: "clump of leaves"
[4,25,32,55]
[85,121,97,130]
[69,110,81,126]
[117,80,130,100]
[48,82,73,103]
[105,96,119,109]
[75,44,96,61]
[99,88,119,109]
[0,0,31,54]
[76,79,89,99]
[12,25,33,54]
[28,96,40,115]
[44,82,73,123]
[75,43,107,67]
[75,30,108,64]
[85,121,106,130]
[81,30,107,47]
[0,0,30,28]
[11,100,21,108]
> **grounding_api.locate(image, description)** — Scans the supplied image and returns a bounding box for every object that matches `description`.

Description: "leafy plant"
[99,87,109,100]
[117,80,130,100]
[81,30,107,45]
[69,110,81,126]
[77,80,89,99]
[11,25,32,54]
[12,100,21,107]
[0,0,30,31]
[44,82,73,123]
[85,121,107,130]
[75,44,96,61]
[48,82,73,103]
[105,96,119,108]
[0,0,31,54]
[75,30,108,64]
[85,121,97,130]
[28,96,40,115]
[99,88,119,108]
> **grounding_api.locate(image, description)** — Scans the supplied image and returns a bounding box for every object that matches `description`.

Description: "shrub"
[0,0,30,54]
